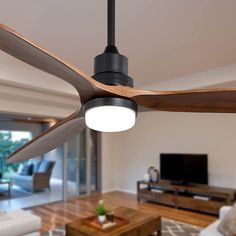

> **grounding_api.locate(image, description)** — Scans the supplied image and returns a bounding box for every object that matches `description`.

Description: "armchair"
[11,160,55,192]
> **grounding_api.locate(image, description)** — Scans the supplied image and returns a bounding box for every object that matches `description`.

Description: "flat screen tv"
[160,153,208,185]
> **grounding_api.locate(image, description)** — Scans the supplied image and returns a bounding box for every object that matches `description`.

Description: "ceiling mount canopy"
[1,0,236,162]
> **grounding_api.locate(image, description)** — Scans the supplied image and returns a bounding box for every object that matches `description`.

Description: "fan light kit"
[0,0,236,163]
[84,97,137,132]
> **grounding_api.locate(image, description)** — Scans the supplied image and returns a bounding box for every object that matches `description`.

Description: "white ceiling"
[1,0,236,91]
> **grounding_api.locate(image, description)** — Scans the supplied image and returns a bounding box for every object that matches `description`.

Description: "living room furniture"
[199,206,232,236]
[0,180,12,196]
[11,160,55,192]
[0,209,41,236]
[137,180,236,215]
[66,206,161,236]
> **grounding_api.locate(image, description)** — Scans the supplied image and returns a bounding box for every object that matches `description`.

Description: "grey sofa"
[199,206,232,236]
[11,160,55,192]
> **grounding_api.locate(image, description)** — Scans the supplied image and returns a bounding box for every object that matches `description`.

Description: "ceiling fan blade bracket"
[84,97,137,113]
[92,72,133,87]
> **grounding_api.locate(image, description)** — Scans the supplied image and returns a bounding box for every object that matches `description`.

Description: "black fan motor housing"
[92,46,134,87]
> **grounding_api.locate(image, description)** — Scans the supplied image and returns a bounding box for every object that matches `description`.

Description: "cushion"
[16,164,24,174]
[20,164,33,176]
[218,204,236,236]
[0,209,41,236]
[31,159,42,173]
[199,220,222,236]
[37,160,52,173]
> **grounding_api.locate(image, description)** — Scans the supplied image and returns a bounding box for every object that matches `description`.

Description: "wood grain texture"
[66,206,161,236]
[0,23,110,103]
[137,180,236,215]
[2,23,236,114]
[28,191,217,234]
[3,22,236,163]
[7,109,85,163]
[132,90,236,113]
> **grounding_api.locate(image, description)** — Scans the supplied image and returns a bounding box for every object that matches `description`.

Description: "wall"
[0,78,78,119]
[102,111,236,193]
[101,133,119,193]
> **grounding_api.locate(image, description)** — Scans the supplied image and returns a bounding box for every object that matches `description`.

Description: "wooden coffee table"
[66,206,161,236]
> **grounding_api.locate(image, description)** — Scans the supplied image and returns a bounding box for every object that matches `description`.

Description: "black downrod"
[108,0,115,46]
[92,0,134,87]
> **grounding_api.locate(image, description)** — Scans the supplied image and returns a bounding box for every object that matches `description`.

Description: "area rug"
[161,218,202,236]
[42,218,203,236]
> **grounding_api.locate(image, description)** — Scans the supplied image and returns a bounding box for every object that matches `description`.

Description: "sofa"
[199,206,232,236]
[11,159,55,192]
[0,209,41,236]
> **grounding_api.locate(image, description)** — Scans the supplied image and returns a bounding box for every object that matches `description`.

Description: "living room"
[1,0,236,235]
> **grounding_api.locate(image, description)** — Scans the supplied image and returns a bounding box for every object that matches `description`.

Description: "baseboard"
[101,188,117,194]
[115,188,137,195]
[102,188,137,195]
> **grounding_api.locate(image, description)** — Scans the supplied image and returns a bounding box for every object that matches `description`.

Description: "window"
[0,131,32,179]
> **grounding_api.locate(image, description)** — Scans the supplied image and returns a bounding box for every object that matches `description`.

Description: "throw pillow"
[20,164,33,176]
[31,159,42,173]
[218,204,236,236]
[37,160,52,173]
[17,164,24,174]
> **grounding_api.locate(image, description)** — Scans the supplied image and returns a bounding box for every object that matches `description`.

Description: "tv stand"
[137,180,236,215]
[170,181,191,186]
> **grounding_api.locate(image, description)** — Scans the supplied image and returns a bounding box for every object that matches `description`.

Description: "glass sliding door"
[65,129,86,198]
[89,129,101,193]
[64,128,100,199]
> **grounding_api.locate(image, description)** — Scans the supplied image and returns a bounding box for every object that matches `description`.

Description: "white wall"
[0,78,78,119]
[102,111,236,193]
[101,133,119,193]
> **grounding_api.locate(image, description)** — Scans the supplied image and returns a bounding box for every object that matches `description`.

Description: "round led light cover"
[84,97,137,132]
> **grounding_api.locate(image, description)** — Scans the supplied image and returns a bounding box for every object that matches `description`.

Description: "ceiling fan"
[1,0,236,163]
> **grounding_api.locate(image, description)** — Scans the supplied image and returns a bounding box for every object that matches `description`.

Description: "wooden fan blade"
[7,110,85,163]
[0,23,111,103]
[130,89,236,113]
[90,84,236,113]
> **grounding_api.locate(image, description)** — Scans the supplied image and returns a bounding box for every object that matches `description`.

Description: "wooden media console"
[137,180,236,215]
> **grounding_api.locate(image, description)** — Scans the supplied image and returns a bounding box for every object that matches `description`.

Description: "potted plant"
[95,200,107,223]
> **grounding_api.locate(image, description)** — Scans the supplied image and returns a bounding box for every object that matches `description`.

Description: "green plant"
[95,200,107,216]
[0,131,29,179]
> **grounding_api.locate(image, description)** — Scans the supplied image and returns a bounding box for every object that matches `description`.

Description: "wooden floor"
[28,191,217,233]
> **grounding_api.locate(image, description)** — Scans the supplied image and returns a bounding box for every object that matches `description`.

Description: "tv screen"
[160,153,208,185]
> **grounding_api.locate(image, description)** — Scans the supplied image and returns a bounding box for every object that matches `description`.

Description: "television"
[160,153,208,185]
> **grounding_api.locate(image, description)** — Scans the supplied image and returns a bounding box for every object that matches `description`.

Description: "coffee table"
[66,206,161,236]
[0,180,12,196]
